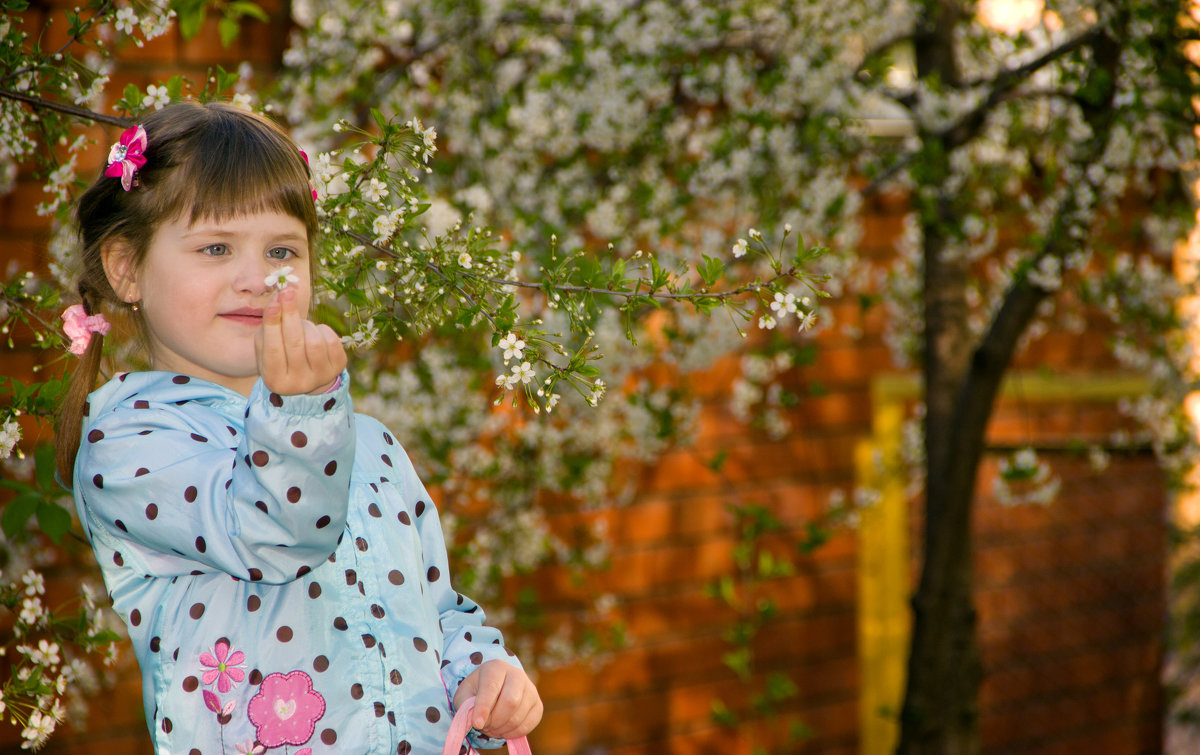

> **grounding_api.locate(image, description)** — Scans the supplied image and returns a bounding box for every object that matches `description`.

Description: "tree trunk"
[895,4,1125,752]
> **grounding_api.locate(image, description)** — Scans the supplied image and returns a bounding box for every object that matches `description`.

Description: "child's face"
[114,210,312,396]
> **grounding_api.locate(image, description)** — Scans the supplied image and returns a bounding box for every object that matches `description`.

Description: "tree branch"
[940,24,1102,150]
[0,88,133,129]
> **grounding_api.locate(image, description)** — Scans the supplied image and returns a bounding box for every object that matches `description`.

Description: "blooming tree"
[2,0,1200,753]
[0,0,826,748]
[274,0,1200,752]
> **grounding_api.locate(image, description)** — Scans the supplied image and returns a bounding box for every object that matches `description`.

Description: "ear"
[101,238,141,305]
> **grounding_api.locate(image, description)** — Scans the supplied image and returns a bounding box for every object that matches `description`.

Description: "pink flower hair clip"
[105,124,148,191]
[61,304,111,355]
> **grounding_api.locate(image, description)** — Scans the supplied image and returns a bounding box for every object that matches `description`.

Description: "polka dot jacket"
[73,371,520,754]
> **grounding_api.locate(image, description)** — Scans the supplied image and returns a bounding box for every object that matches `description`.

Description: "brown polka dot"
[130,608,142,626]
[415,501,427,517]
[324,460,338,476]
[189,603,205,620]
[427,566,440,582]
[470,652,483,665]
[172,375,190,384]
[296,565,311,578]
[291,431,308,448]
[381,454,392,467]
[136,467,150,477]
[255,501,268,514]
[374,701,386,717]
[249,668,263,685]
[334,617,348,631]
[345,569,357,585]
[190,433,208,443]
[316,515,331,528]
[321,729,337,745]
[388,569,404,585]
[356,537,368,551]
[185,486,198,503]
[390,669,402,685]
[397,741,409,754]
[371,604,386,619]
[425,707,440,723]
[313,655,329,672]
[195,537,206,553]
[309,582,322,599]
[150,636,161,652]
[368,503,382,518]
[323,398,336,411]
[190,750,200,755]
[88,429,104,443]
[383,432,394,445]
[182,676,199,692]
[287,487,302,503]
[248,568,264,582]
[362,634,377,648]
[145,503,158,519]
[113,551,124,566]
[162,716,173,732]
[134,400,149,409]
[93,474,104,489]
[247,595,261,612]
[413,637,427,652]
[269,392,283,407]
[251,450,269,467]
[276,626,293,642]
[351,683,363,699]
[398,511,411,525]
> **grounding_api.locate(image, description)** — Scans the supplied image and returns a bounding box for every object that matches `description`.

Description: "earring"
[129,301,140,312]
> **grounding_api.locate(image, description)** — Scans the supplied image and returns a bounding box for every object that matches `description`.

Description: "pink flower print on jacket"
[247,671,325,747]
[199,640,246,693]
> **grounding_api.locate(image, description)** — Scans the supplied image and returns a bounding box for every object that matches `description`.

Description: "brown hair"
[55,101,319,485]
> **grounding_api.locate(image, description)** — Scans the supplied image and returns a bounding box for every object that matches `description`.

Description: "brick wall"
[1,5,1168,754]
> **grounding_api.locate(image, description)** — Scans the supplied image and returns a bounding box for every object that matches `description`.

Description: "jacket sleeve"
[388,431,523,703]
[75,376,355,584]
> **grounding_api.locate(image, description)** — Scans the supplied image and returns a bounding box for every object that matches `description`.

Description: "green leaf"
[228,0,270,22]
[36,502,72,543]
[34,443,57,491]
[2,493,39,540]
[123,83,141,106]
[172,0,207,39]
[214,67,237,94]
[218,16,240,47]
[371,108,389,132]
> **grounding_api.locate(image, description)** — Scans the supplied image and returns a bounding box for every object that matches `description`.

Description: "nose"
[233,254,272,296]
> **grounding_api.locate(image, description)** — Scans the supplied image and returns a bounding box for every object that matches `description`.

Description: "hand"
[255,287,347,395]
[453,660,543,740]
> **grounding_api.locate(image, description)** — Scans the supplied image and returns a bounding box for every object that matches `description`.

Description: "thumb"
[453,674,479,709]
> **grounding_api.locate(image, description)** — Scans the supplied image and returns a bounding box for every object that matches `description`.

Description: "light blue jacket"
[74,371,516,754]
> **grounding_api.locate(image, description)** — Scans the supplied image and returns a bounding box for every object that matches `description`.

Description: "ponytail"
[54,284,107,488]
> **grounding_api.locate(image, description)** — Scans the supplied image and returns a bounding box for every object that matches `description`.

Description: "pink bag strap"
[442,696,533,755]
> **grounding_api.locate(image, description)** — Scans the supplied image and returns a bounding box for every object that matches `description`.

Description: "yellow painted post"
[856,375,916,755]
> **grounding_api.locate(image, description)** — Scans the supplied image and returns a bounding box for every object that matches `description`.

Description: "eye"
[267,247,295,260]
[201,244,228,256]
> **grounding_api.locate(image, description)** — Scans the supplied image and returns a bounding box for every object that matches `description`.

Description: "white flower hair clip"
[265,266,300,291]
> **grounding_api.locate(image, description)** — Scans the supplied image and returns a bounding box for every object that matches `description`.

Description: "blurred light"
[977,0,1045,34]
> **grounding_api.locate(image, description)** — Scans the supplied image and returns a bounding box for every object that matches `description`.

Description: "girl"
[56,101,542,754]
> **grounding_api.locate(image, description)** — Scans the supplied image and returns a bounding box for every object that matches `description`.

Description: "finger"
[258,295,286,378]
[278,288,305,367]
[452,672,479,710]
[486,677,526,734]
[472,665,506,730]
[301,320,329,374]
[493,696,542,740]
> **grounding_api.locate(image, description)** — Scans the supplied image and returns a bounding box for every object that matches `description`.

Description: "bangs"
[136,104,319,240]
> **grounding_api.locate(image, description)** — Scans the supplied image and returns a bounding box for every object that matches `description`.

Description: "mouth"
[219,308,264,326]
